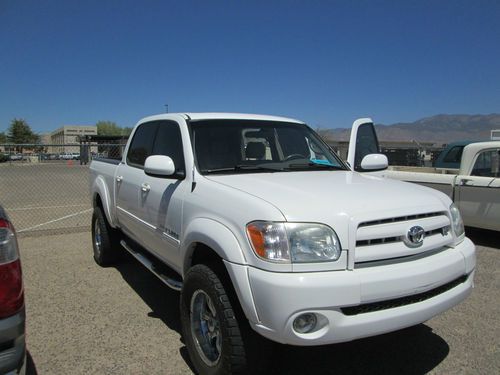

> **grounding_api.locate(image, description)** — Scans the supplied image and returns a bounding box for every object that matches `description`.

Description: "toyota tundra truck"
[89,113,476,375]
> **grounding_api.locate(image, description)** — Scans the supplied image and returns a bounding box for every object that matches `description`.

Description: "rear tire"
[180,264,249,375]
[91,206,120,266]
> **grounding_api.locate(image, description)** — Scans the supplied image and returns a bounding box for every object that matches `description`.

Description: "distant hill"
[323,114,500,143]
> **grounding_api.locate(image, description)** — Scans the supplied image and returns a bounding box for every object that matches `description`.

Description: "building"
[492,130,500,141]
[40,133,51,146]
[50,125,97,153]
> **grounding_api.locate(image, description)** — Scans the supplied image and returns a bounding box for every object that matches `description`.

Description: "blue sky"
[1,0,499,133]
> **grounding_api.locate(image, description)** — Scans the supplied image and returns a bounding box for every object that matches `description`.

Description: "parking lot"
[2,161,499,374]
[1,162,91,233]
[18,228,499,375]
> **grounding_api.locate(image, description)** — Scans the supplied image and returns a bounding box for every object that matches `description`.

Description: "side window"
[443,146,464,163]
[152,121,186,175]
[471,149,500,177]
[127,122,158,168]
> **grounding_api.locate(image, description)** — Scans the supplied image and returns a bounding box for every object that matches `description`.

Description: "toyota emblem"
[404,226,425,248]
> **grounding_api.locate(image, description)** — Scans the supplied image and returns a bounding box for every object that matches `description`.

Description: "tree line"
[95,121,133,137]
[0,119,132,145]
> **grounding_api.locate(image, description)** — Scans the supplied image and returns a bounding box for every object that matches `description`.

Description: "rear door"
[456,147,500,231]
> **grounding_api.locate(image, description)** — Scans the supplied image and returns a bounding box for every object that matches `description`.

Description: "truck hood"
[205,171,450,223]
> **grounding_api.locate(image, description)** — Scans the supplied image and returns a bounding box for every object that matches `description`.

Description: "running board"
[120,240,183,291]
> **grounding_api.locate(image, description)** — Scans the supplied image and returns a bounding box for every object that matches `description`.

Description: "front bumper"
[0,310,26,375]
[226,237,475,346]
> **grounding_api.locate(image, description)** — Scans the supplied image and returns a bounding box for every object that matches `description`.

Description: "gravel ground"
[1,163,91,232]
[19,228,499,375]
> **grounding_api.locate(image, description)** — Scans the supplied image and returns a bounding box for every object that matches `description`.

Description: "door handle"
[141,183,151,193]
[116,175,123,182]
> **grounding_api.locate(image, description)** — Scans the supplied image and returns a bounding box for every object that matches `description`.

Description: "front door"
[139,120,188,268]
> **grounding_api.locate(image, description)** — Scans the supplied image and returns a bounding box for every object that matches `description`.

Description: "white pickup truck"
[347,119,500,232]
[90,113,475,375]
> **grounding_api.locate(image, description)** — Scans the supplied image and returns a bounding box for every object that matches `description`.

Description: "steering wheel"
[284,154,307,161]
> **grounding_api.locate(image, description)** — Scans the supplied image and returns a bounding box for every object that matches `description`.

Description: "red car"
[0,206,26,374]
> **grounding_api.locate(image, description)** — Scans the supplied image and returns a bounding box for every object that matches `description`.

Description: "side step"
[120,240,183,291]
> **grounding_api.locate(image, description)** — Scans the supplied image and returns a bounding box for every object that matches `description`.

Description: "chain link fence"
[0,143,125,236]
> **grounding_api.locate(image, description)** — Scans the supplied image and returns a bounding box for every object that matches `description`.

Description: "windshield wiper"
[203,164,285,174]
[287,162,344,171]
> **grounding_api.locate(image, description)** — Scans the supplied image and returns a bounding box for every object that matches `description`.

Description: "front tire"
[91,206,120,266]
[180,264,247,375]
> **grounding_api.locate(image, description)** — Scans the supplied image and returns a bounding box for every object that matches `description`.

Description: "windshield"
[191,120,346,174]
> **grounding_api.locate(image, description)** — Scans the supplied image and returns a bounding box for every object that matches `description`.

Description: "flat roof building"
[50,125,97,152]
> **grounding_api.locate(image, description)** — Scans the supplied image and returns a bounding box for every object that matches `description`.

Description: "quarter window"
[443,146,464,163]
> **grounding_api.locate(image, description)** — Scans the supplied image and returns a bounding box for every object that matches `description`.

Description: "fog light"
[293,313,317,334]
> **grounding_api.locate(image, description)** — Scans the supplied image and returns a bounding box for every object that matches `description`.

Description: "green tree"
[122,126,133,136]
[7,119,39,151]
[96,121,124,136]
[0,131,6,144]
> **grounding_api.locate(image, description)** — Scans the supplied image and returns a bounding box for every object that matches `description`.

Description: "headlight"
[450,203,465,239]
[246,221,342,263]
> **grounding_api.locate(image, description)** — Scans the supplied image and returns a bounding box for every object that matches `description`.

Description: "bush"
[0,154,9,163]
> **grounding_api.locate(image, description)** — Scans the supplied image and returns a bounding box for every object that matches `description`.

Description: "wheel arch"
[181,218,246,275]
[181,219,259,324]
[91,176,117,228]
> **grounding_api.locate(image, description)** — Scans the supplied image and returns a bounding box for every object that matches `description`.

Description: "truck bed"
[89,158,120,225]
[380,169,457,197]
[387,166,459,175]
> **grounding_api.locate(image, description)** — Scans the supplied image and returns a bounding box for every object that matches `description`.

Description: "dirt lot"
[1,163,91,233]
[19,228,499,375]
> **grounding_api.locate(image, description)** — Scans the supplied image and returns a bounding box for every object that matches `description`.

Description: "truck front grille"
[356,227,449,247]
[354,211,453,265]
[358,212,443,227]
[341,274,468,316]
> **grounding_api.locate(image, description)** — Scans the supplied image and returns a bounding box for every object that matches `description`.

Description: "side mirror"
[360,154,388,171]
[144,155,175,176]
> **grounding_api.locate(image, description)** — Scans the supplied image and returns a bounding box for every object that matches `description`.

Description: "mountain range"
[322,114,500,144]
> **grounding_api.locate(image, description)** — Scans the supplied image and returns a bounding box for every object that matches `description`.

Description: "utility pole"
[165,103,169,113]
